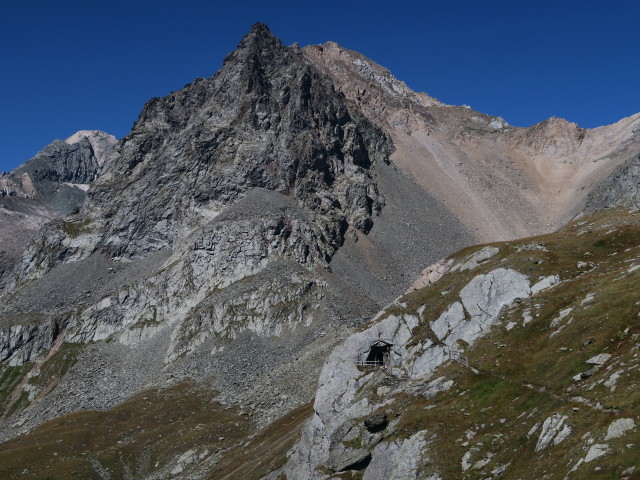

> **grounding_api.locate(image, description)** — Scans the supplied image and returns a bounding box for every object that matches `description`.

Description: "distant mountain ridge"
[0,130,115,291]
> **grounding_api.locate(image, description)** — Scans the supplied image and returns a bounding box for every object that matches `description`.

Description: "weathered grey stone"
[0,318,65,366]
[451,246,499,272]
[364,414,388,433]
[328,446,371,472]
[363,431,430,480]
[584,443,609,462]
[535,414,570,451]
[585,153,640,211]
[531,274,560,294]
[586,353,611,366]
[605,418,635,440]
[421,376,454,399]
[286,268,531,476]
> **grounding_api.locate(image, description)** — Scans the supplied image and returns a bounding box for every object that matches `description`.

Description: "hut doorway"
[358,340,393,368]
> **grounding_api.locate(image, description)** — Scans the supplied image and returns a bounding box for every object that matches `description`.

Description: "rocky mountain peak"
[240,22,283,53]
[65,130,117,167]
[2,130,115,202]
[0,130,116,289]
[17,24,392,277]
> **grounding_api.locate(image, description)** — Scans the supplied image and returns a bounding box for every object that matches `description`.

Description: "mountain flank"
[0,130,116,291]
[303,41,640,241]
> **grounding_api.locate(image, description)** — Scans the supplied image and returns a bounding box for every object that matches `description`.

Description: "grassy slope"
[0,382,253,479]
[342,208,640,479]
[0,382,313,480]
[1,208,638,479]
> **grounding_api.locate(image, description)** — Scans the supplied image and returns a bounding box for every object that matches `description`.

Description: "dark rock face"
[14,139,99,186]
[584,154,640,211]
[2,131,115,216]
[62,22,392,263]
[364,413,388,433]
[0,316,66,366]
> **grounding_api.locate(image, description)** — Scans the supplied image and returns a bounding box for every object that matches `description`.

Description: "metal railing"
[355,360,385,367]
[448,348,469,368]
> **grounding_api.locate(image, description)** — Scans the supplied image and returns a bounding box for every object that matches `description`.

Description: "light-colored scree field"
[303,42,640,242]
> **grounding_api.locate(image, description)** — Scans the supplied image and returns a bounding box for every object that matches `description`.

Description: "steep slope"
[284,207,640,479]
[0,24,471,468]
[303,42,640,242]
[585,153,640,212]
[0,130,116,289]
[1,130,116,212]
[3,209,639,480]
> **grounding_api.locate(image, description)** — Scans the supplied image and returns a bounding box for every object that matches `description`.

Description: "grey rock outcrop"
[584,153,640,211]
[605,418,635,440]
[535,414,571,451]
[1,130,116,214]
[284,267,531,478]
[0,130,116,292]
[363,432,433,480]
[0,317,65,366]
[18,23,389,280]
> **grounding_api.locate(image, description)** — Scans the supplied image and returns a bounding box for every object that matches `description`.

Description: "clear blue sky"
[2,0,639,171]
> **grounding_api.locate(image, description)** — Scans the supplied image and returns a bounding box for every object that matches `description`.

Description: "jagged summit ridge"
[65,130,117,167]
[52,22,390,266]
[310,40,443,108]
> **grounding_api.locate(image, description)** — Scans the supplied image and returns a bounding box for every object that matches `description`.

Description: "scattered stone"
[364,414,388,433]
[622,466,636,476]
[531,275,560,294]
[605,418,635,440]
[461,446,479,471]
[553,424,572,445]
[536,414,569,451]
[516,243,548,252]
[604,370,622,392]
[550,307,573,328]
[421,376,454,399]
[586,353,611,366]
[527,423,540,438]
[492,463,509,476]
[451,246,499,272]
[408,259,454,293]
[584,443,609,462]
[581,293,596,307]
[472,452,493,470]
